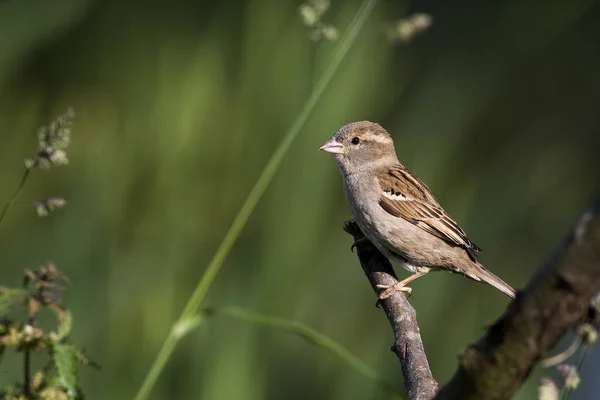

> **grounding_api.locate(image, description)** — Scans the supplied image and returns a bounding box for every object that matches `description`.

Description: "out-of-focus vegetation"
[1,0,599,399]
[1,264,99,400]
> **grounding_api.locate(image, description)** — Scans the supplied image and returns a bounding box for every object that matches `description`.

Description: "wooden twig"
[436,196,600,400]
[344,221,438,400]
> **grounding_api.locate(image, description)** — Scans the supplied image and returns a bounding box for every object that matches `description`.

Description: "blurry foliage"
[134,1,377,398]
[0,0,600,399]
[0,264,97,400]
[0,108,74,227]
[386,13,432,44]
[199,306,402,399]
[299,0,339,42]
[25,107,74,171]
[539,378,560,400]
[0,109,93,399]
[538,293,600,400]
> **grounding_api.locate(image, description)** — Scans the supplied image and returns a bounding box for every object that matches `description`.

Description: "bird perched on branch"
[319,121,515,299]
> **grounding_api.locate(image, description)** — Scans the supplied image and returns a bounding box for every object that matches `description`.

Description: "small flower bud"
[49,149,69,166]
[30,107,75,169]
[538,378,559,400]
[309,0,330,17]
[299,0,335,43]
[299,4,318,27]
[577,323,598,345]
[388,13,433,43]
[35,202,49,217]
[411,13,433,31]
[24,158,37,169]
[557,364,580,390]
[37,126,49,148]
[34,198,67,217]
[321,25,339,41]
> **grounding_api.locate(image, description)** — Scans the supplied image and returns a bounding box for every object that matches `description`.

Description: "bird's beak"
[319,138,345,154]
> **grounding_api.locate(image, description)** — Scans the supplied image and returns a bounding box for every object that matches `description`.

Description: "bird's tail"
[470,263,516,299]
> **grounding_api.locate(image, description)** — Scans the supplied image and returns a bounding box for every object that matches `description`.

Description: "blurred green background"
[1,0,599,398]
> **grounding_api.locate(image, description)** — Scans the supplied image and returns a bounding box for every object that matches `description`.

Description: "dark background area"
[1,0,599,398]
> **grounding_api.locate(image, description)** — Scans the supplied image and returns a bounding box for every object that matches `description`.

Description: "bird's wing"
[376,165,481,257]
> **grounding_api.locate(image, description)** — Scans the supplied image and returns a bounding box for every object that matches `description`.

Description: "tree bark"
[436,197,600,399]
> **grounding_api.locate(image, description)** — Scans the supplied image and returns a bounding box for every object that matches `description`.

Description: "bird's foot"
[376,282,413,300]
[350,237,370,252]
[375,272,425,303]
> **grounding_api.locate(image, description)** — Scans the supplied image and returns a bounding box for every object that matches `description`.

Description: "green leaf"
[57,310,72,340]
[52,342,78,398]
[0,288,28,316]
[73,346,101,370]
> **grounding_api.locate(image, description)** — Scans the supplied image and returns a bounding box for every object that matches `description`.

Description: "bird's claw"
[350,237,369,252]
[376,282,413,300]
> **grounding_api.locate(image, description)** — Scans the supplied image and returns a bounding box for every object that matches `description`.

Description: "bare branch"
[436,197,600,400]
[344,221,438,400]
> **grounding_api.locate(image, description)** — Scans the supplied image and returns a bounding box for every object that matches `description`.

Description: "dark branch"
[436,197,600,400]
[344,221,438,400]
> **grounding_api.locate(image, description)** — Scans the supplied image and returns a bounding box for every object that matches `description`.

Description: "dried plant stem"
[541,336,582,368]
[563,345,592,400]
[133,1,377,399]
[23,346,31,398]
[23,272,35,399]
[23,316,33,398]
[0,168,30,227]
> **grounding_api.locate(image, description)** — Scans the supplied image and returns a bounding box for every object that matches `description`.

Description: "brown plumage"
[377,165,481,260]
[319,121,516,299]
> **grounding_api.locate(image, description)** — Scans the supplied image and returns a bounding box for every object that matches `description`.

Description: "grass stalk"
[203,306,403,399]
[0,168,30,227]
[133,1,377,398]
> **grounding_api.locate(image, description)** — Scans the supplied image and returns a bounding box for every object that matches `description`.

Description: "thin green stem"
[0,168,31,227]
[563,345,592,400]
[206,306,403,399]
[133,1,377,399]
[309,40,318,94]
[23,316,35,399]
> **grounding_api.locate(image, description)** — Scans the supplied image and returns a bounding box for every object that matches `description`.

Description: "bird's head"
[319,121,398,175]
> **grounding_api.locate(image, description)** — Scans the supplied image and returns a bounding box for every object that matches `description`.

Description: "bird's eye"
[351,137,360,145]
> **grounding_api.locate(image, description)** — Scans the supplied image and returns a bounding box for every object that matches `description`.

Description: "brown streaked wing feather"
[377,165,481,257]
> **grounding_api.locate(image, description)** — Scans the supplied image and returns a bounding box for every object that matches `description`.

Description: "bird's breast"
[342,172,455,272]
[342,174,397,254]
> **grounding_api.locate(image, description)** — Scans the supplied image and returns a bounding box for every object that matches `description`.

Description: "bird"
[319,121,515,299]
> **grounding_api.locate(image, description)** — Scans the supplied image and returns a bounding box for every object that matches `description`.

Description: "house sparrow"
[319,121,515,299]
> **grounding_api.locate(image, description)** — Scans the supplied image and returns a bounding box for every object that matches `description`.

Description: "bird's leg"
[376,272,425,300]
[350,236,370,252]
